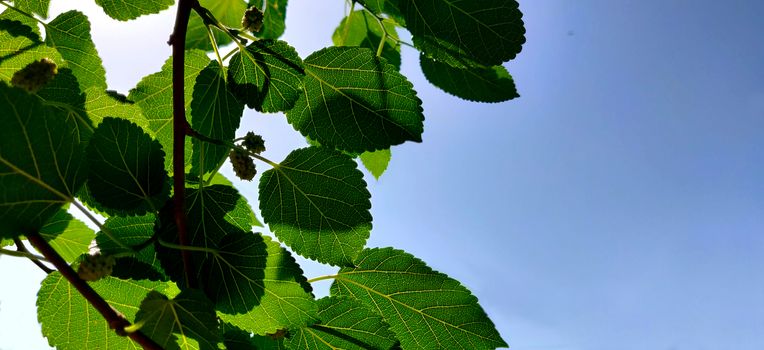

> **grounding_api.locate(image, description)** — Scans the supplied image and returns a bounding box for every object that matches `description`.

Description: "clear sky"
[1,1,763,349]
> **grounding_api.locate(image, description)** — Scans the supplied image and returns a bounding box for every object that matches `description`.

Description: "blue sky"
[1,1,763,349]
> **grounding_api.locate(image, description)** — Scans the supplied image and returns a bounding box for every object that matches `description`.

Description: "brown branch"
[14,237,53,274]
[170,0,198,289]
[26,233,162,350]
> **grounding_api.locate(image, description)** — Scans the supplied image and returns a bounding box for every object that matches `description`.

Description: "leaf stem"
[71,200,131,251]
[186,126,280,168]
[171,0,197,289]
[157,239,218,254]
[306,274,339,283]
[13,238,54,273]
[0,247,48,262]
[26,233,162,350]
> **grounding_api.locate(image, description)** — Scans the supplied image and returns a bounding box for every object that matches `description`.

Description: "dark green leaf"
[0,13,62,82]
[86,117,170,215]
[228,39,304,112]
[287,47,423,153]
[332,10,401,70]
[356,0,405,26]
[359,148,391,180]
[40,209,94,262]
[420,56,518,103]
[259,146,372,266]
[286,296,397,350]
[136,290,222,350]
[206,232,317,335]
[401,0,525,67]
[331,248,508,350]
[129,50,209,171]
[97,214,167,281]
[258,0,288,39]
[37,273,170,350]
[45,11,107,90]
[94,0,175,21]
[224,322,287,349]
[190,61,244,175]
[186,0,247,50]
[0,83,87,238]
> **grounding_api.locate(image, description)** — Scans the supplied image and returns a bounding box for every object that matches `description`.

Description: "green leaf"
[33,68,95,142]
[255,0,288,39]
[359,148,391,180]
[356,0,405,26]
[190,61,244,175]
[15,0,51,17]
[401,0,525,67]
[129,50,209,171]
[135,290,222,350]
[85,87,149,129]
[259,146,372,266]
[40,209,94,262]
[331,248,508,350]
[37,273,170,350]
[0,83,87,238]
[94,0,175,21]
[420,56,519,103]
[333,10,401,70]
[0,13,62,82]
[223,323,286,349]
[286,296,397,350]
[287,47,423,153]
[85,117,170,215]
[207,232,317,335]
[97,214,167,281]
[186,0,247,50]
[227,39,304,112]
[1,7,40,36]
[45,11,107,90]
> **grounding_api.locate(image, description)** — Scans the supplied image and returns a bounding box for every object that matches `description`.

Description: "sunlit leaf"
[259,146,372,266]
[135,290,221,350]
[85,117,170,215]
[97,214,167,281]
[332,10,400,70]
[359,148,391,180]
[286,296,397,350]
[45,11,107,90]
[0,83,87,238]
[0,13,62,82]
[228,39,304,112]
[287,47,423,153]
[16,0,50,18]
[40,209,94,262]
[94,0,175,21]
[331,248,508,349]
[186,0,247,50]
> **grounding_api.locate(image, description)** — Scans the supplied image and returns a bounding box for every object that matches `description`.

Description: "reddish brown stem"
[170,0,197,289]
[27,233,162,350]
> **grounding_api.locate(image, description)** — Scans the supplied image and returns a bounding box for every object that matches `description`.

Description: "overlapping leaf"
[97,214,167,281]
[420,56,519,103]
[95,0,175,21]
[129,50,209,171]
[259,146,372,266]
[0,12,61,82]
[37,273,170,350]
[227,39,304,112]
[15,0,50,17]
[249,0,289,39]
[84,87,148,129]
[190,61,244,175]
[286,296,397,350]
[401,0,525,67]
[223,323,286,350]
[287,47,424,153]
[331,248,508,350]
[40,209,94,262]
[135,290,221,350]
[86,117,170,215]
[45,11,107,90]
[333,10,401,70]
[186,0,247,50]
[359,148,391,180]
[356,0,405,25]
[208,232,317,335]
[0,83,87,238]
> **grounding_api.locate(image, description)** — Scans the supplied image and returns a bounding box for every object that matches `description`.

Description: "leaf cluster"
[0,0,525,349]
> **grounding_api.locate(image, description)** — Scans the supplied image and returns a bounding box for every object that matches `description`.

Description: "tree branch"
[26,233,162,350]
[170,0,198,289]
[13,238,53,274]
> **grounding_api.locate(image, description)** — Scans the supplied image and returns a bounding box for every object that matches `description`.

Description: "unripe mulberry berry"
[241,6,264,33]
[242,132,266,154]
[77,253,116,281]
[230,148,257,181]
[11,58,58,93]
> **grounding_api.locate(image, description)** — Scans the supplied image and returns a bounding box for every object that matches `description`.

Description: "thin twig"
[12,238,54,273]
[26,233,162,350]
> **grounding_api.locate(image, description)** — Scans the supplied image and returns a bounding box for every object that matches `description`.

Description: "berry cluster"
[77,253,116,281]
[11,58,58,93]
[241,6,264,33]
[230,148,257,181]
[242,131,266,154]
